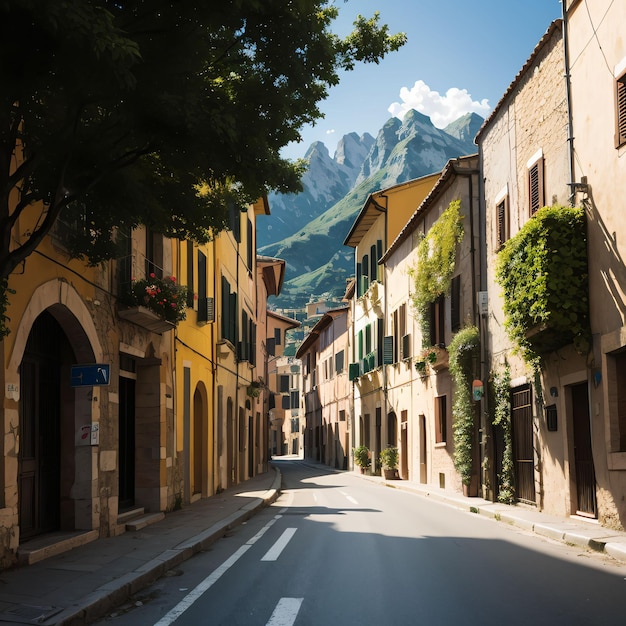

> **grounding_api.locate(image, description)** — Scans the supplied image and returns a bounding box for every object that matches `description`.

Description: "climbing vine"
[409,199,464,345]
[492,364,515,504]
[448,325,480,486]
[495,205,589,364]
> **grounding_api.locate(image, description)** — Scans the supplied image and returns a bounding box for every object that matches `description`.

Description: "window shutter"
[401,333,411,360]
[279,375,290,393]
[247,218,253,269]
[376,240,383,281]
[370,244,377,283]
[451,276,461,333]
[383,336,394,364]
[197,297,214,323]
[529,158,544,215]
[266,337,275,356]
[281,395,290,410]
[348,362,361,381]
[186,240,194,307]
[617,78,626,147]
[496,199,507,248]
[335,350,345,374]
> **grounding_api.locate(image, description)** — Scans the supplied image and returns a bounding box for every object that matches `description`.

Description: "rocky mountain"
[260,110,483,308]
[257,132,374,248]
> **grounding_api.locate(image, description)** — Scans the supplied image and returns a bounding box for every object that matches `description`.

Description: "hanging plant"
[491,364,515,504]
[448,325,480,486]
[409,199,464,345]
[495,205,589,364]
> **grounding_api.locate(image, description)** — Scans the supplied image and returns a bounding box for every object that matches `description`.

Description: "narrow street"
[96,460,626,626]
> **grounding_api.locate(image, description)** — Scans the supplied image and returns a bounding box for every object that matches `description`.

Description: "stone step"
[17,529,99,566]
[117,507,145,525]
[124,512,165,531]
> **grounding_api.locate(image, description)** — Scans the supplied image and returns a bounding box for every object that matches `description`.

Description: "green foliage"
[0,1,405,332]
[379,446,399,470]
[122,274,188,324]
[495,205,590,363]
[353,445,371,468]
[491,364,515,504]
[410,200,464,344]
[448,326,480,486]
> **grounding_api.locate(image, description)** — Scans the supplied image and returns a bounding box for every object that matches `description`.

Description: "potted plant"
[353,445,370,474]
[121,273,188,324]
[379,445,399,480]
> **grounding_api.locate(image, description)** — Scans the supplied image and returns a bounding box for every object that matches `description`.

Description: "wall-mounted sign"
[71,364,111,387]
[472,379,484,401]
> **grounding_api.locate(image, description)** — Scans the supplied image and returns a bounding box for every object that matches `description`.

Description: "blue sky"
[282,0,563,160]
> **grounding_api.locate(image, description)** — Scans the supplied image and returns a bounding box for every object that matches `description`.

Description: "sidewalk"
[352,466,626,564]
[0,468,281,626]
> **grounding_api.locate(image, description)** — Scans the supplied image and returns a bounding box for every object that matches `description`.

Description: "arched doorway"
[19,311,74,540]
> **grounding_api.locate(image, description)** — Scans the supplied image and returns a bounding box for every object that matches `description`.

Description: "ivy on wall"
[409,199,464,345]
[448,325,480,486]
[491,364,515,504]
[495,205,590,364]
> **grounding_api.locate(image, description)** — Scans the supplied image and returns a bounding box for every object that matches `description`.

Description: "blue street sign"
[71,364,111,387]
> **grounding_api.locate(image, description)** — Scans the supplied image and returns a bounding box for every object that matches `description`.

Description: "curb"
[52,468,282,626]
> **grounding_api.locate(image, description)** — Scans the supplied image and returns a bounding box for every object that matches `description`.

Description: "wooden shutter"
[496,198,508,248]
[617,77,626,147]
[435,395,447,443]
[451,275,461,333]
[370,244,377,283]
[529,158,544,215]
[383,336,394,365]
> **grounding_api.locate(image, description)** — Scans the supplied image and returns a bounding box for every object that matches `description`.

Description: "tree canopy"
[0,0,406,283]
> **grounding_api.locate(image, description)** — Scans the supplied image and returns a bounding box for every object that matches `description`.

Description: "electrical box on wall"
[478,291,488,316]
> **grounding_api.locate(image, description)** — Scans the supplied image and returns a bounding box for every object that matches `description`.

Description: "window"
[450,275,461,333]
[279,374,290,393]
[186,241,195,307]
[435,395,447,443]
[246,218,254,270]
[335,350,345,374]
[429,296,445,347]
[616,73,626,148]
[370,244,377,283]
[197,251,207,301]
[392,304,407,363]
[266,337,275,357]
[528,155,544,216]
[221,276,237,345]
[229,204,241,243]
[290,390,300,409]
[145,227,164,278]
[361,254,369,294]
[496,196,509,248]
[274,327,282,346]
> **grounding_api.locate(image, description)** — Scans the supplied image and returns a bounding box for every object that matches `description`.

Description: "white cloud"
[325,129,336,135]
[388,80,491,128]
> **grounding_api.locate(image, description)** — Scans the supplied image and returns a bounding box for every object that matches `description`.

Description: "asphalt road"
[95,459,626,625]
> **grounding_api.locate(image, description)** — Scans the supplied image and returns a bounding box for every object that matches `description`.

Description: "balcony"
[116,256,188,334]
[117,306,176,334]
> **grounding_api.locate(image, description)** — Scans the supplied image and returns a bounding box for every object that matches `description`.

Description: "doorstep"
[17,529,99,566]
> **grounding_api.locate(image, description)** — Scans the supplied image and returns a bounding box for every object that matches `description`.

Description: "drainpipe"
[562,3,577,207]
